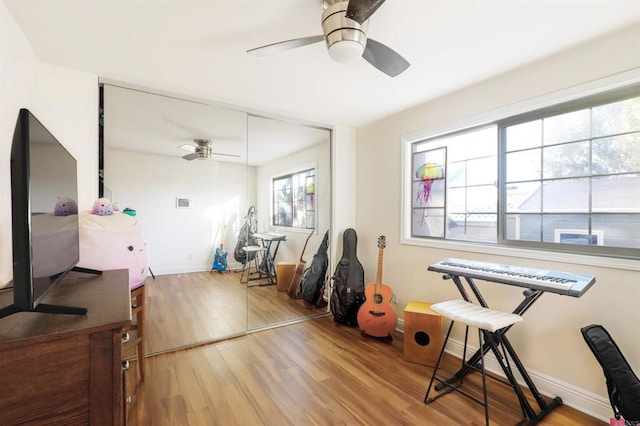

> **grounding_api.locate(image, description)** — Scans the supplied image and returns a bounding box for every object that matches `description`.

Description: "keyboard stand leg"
[435,277,562,424]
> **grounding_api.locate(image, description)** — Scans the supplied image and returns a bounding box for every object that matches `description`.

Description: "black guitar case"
[581,324,640,422]
[233,206,257,264]
[301,230,329,309]
[330,228,365,326]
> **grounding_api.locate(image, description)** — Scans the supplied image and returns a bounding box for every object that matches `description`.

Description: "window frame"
[401,71,640,270]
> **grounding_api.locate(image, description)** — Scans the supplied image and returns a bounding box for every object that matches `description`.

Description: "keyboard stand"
[435,272,562,425]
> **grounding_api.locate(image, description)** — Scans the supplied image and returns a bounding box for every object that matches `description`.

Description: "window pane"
[542,214,589,243]
[554,229,601,246]
[467,156,497,185]
[446,133,470,161]
[592,214,640,248]
[447,161,466,187]
[467,127,497,158]
[592,133,640,175]
[447,187,466,213]
[592,174,640,212]
[448,214,496,242]
[413,148,446,176]
[543,141,590,179]
[506,120,541,151]
[506,149,541,182]
[543,109,590,145]
[592,97,640,137]
[505,213,541,242]
[273,177,293,226]
[412,180,445,208]
[466,185,497,213]
[506,181,541,212]
[542,179,590,212]
[412,208,445,237]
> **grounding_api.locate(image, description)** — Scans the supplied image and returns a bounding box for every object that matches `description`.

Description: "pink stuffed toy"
[92,198,114,216]
[54,197,78,216]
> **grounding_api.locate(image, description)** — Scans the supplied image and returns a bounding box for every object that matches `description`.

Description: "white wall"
[104,148,250,274]
[355,25,640,421]
[1,3,97,286]
[255,140,331,265]
[331,126,357,266]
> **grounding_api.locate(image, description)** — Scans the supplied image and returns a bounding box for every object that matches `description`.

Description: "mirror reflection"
[102,84,331,354]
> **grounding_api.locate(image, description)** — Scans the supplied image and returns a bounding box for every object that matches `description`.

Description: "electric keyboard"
[428,258,596,297]
[252,232,286,241]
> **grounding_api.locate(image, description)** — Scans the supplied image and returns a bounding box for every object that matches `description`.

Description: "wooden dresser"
[0,269,133,425]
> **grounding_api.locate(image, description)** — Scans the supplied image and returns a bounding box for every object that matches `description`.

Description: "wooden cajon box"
[276,262,296,291]
[404,301,443,367]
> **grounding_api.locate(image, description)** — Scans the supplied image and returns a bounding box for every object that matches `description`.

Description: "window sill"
[400,236,640,272]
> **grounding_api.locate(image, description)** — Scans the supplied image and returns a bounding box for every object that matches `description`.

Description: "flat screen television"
[1,108,95,319]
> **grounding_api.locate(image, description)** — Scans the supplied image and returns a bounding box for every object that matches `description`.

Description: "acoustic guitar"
[288,229,314,299]
[357,235,397,339]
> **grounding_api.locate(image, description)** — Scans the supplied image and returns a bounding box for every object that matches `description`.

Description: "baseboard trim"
[397,319,611,422]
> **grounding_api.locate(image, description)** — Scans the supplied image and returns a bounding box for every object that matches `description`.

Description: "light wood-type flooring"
[128,314,604,425]
[143,270,327,354]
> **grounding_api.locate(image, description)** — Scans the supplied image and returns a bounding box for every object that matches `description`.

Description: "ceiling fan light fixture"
[322,1,369,63]
[328,39,365,63]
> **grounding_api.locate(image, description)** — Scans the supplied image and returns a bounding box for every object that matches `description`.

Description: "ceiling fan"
[179,139,240,161]
[247,0,410,77]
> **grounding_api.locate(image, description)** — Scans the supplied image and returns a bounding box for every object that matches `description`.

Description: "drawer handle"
[122,332,130,344]
[126,395,132,405]
[122,360,130,372]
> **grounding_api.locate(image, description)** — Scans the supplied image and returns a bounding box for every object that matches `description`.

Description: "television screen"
[29,117,80,302]
[5,108,82,317]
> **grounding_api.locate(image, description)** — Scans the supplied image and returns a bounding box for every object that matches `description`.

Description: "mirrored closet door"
[102,84,332,355]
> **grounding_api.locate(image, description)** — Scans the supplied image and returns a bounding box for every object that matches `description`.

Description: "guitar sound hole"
[373,294,383,304]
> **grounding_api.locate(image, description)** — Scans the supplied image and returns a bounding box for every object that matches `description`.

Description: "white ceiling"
[103,84,330,166]
[5,0,640,129]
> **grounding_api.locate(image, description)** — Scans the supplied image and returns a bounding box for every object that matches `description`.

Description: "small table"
[251,232,286,285]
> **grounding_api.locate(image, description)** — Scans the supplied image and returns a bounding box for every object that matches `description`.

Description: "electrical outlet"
[391,292,398,304]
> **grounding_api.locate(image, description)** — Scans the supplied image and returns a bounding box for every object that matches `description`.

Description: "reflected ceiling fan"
[247,0,410,77]
[179,139,240,161]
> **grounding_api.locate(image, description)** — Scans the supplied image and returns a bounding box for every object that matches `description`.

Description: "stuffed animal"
[77,212,149,289]
[92,198,114,216]
[54,197,78,216]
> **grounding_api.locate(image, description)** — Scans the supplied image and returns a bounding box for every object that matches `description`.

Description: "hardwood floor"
[130,316,604,425]
[143,271,327,354]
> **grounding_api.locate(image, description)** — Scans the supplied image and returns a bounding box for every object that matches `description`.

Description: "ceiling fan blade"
[362,38,410,77]
[247,35,324,56]
[346,0,386,24]
[182,153,198,161]
[179,144,197,153]
[212,152,241,158]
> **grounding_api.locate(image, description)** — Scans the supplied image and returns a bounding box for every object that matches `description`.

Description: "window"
[406,86,640,259]
[412,126,497,242]
[272,168,315,229]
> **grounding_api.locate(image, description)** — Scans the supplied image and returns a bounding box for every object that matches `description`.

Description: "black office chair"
[581,324,640,425]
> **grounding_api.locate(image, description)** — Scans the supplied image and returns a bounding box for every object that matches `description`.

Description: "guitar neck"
[375,248,384,290]
[299,229,314,262]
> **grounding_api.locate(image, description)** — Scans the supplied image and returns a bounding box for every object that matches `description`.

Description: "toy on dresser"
[77,200,149,289]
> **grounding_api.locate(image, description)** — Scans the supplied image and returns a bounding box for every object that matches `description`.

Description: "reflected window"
[272,168,315,229]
